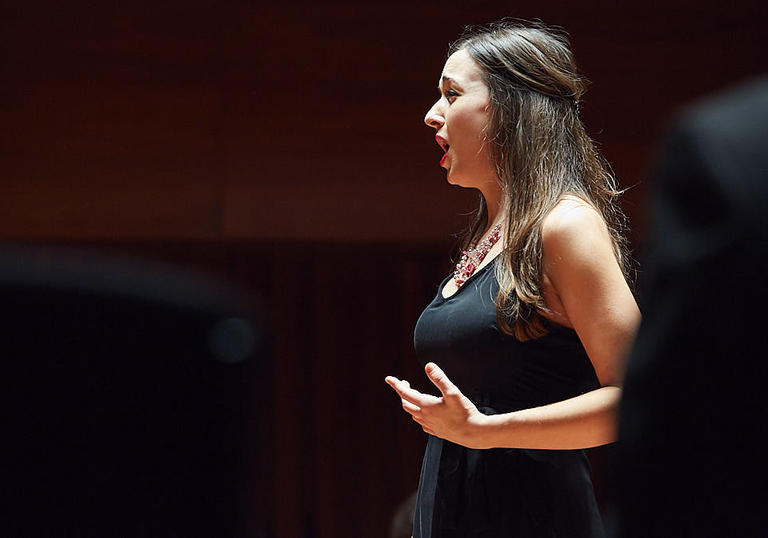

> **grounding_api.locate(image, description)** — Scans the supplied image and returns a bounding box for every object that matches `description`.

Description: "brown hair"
[449,20,631,340]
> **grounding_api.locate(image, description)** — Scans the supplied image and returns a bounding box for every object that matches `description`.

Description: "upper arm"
[541,201,641,387]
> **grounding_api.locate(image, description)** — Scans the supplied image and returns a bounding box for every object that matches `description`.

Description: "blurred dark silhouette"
[1,246,261,537]
[614,77,768,537]
[389,489,417,538]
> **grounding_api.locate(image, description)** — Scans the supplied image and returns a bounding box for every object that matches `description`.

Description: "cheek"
[449,106,491,149]
[471,106,492,143]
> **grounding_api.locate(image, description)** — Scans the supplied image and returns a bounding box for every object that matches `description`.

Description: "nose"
[424,100,444,130]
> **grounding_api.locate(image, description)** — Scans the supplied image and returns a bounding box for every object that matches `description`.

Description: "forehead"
[440,48,485,85]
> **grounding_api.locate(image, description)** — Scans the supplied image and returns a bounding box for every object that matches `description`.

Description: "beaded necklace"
[453,223,503,288]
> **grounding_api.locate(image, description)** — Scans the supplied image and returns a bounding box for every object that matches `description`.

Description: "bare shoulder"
[541,197,612,258]
[540,197,639,387]
[538,197,618,325]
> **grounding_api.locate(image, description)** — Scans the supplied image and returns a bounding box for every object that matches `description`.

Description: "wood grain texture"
[3,2,765,242]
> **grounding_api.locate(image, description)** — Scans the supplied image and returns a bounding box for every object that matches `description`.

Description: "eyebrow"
[437,75,459,91]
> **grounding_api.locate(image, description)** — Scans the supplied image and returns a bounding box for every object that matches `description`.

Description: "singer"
[386,21,640,538]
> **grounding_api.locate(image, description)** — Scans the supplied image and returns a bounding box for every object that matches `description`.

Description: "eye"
[444,89,459,102]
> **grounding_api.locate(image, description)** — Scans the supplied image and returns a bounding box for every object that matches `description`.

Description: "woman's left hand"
[385,363,491,449]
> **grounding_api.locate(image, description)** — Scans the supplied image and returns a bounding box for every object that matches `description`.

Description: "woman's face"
[424,48,498,190]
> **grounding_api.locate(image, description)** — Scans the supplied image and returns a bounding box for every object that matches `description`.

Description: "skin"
[424,49,502,225]
[385,49,641,450]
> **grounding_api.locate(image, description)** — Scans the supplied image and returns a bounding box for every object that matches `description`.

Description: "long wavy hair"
[449,21,631,340]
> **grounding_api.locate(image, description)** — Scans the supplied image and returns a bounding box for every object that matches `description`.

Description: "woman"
[385,21,641,538]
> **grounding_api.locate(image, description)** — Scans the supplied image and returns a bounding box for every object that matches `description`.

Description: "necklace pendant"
[452,223,502,288]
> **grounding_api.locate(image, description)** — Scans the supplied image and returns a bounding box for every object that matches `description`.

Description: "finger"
[416,419,435,436]
[424,362,458,397]
[386,377,436,407]
[401,398,421,415]
[385,376,410,397]
[411,414,428,427]
[385,376,411,392]
[386,376,410,390]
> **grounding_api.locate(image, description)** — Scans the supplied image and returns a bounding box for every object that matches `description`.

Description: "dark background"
[2,1,766,537]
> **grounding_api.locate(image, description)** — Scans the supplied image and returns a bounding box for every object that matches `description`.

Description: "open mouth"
[435,135,450,153]
[435,135,451,158]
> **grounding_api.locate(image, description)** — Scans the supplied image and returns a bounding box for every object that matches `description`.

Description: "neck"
[481,185,504,231]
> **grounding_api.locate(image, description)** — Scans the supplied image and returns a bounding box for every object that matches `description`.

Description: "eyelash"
[444,89,459,102]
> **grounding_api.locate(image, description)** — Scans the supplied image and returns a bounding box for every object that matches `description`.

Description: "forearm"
[472,385,621,450]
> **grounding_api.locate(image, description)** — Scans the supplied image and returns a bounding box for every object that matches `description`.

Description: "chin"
[445,172,474,189]
[445,169,460,186]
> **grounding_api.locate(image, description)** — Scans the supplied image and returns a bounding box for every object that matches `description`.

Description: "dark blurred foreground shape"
[614,77,768,537]
[1,246,261,537]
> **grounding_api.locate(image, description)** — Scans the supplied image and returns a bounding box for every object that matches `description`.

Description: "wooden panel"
[3,2,766,241]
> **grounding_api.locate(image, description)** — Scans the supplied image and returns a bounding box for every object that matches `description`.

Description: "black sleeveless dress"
[412,257,605,538]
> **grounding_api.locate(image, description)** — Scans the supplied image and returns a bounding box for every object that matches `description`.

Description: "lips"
[436,135,450,166]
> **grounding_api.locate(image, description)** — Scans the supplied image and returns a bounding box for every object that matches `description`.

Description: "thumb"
[425,363,457,397]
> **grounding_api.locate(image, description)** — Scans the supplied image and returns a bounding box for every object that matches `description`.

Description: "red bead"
[452,223,503,288]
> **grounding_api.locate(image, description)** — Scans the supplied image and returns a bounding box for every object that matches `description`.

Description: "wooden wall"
[2,2,766,537]
[4,2,766,242]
